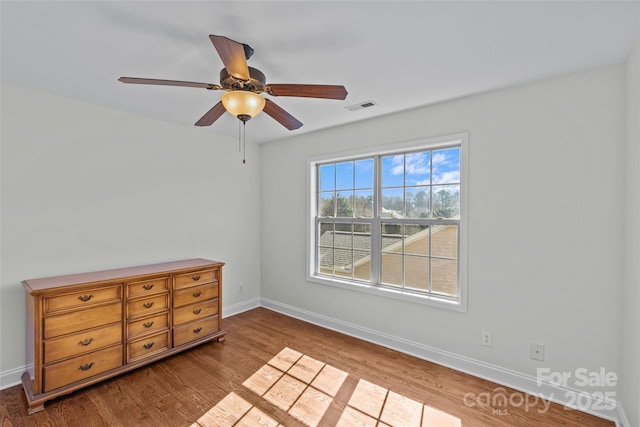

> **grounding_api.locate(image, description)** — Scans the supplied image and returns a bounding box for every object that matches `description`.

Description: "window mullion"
[370,155,381,285]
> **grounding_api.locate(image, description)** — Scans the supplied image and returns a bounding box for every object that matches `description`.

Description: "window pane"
[336,161,354,190]
[431,185,460,219]
[404,151,430,186]
[432,147,460,184]
[354,190,373,217]
[381,188,404,218]
[319,192,335,217]
[318,222,334,275]
[334,223,353,249]
[381,223,403,252]
[334,248,353,278]
[353,225,372,281]
[381,155,404,187]
[355,159,374,189]
[354,223,371,237]
[404,255,429,291]
[431,258,458,296]
[318,248,334,275]
[405,186,430,218]
[404,224,430,256]
[319,221,334,238]
[319,164,335,191]
[431,225,458,259]
[336,191,354,217]
[353,250,371,281]
[381,253,402,286]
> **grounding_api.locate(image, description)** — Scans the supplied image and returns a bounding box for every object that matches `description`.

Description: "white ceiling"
[2,1,638,144]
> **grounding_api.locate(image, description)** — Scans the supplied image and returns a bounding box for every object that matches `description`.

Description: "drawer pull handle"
[143,321,154,328]
[143,342,154,350]
[78,294,93,302]
[192,275,201,281]
[193,291,202,297]
[193,308,202,314]
[193,327,202,334]
[78,338,94,346]
[143,283,154,290]
[79,362,95,371]
[143,302,154,309]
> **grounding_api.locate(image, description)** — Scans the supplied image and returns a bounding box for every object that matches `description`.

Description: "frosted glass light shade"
[221,91,266,119]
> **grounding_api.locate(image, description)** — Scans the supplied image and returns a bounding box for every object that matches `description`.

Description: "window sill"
[307,274,467,313]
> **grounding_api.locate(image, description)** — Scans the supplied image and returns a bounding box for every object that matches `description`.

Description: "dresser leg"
[27,403,45,415]
[217,336,226,343]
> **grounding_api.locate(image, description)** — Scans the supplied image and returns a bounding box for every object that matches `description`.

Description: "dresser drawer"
[44,302,122,339]
[174,269,217,290]
[45,286,121,314]
[43,345,122,392]
[173,299,218,326]
[44,323,122,364]
[173,282,219,308]
[127,331,169,362]
[128,277,169,298]
[127,294,168,319]
[127,312,169,339]
[173,315,219,347]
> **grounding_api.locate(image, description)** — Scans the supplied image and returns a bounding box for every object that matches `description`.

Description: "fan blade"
[266,84,348,100]
[118,77,221,90]
[263,99,303,130]
[194,102,227,126]
[209,35,250,81]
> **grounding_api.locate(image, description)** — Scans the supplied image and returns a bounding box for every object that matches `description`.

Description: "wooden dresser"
[21,258,225,414]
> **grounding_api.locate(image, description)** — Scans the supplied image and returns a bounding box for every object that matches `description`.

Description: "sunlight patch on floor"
[191,392,282,427]
[192,347,461,427]
[245,347,346,426]
[337,378,461,427]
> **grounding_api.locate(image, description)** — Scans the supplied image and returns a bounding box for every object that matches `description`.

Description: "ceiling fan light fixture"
[221,90,265,120]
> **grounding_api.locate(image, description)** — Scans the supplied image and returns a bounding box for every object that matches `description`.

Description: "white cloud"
[433,170,460,184]
[405,152,430,175]
[390,155,404,175]
[432,152,448,166]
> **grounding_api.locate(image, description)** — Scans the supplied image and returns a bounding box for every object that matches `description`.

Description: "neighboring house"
[319,225,458,296]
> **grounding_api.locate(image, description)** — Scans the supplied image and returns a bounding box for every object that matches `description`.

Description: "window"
[308,134,468,311]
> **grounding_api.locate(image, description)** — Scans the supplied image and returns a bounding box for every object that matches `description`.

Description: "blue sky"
[319,147,460,192]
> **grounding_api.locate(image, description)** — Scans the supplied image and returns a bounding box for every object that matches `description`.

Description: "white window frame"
[307,133,468,313]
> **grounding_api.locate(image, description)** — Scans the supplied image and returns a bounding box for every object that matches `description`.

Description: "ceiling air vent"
[346,100,378,112]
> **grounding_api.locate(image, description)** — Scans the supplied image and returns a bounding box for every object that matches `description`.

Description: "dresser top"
[23,258,224,293]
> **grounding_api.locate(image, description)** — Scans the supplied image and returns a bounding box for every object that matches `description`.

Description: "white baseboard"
[223,297,261,318]
[259,298,628,427]
[0,364,28,390]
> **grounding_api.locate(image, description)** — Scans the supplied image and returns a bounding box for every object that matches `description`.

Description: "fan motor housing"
[220,67,266,91]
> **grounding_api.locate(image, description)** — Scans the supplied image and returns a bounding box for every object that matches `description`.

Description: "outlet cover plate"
[481,330,492,347]
[530,343,545,361]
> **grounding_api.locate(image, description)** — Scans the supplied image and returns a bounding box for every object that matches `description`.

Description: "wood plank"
[1,307,615,427]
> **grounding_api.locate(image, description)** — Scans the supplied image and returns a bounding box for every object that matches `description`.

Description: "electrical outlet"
[530,342,545,361]
[238,282,244,294]
[481,330,492,347]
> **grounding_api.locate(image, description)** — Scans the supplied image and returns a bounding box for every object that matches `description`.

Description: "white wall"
[622,40,640,427]
[0,84,262,385]
[261,64,626,398]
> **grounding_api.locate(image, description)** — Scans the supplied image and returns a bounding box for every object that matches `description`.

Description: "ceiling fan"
[119,34,348,131]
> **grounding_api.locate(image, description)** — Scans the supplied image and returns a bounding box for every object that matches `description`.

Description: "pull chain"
[242,120,246,164]
[236,115,250,165]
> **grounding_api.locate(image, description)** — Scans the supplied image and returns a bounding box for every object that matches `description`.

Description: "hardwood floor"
[1,308,614,426]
